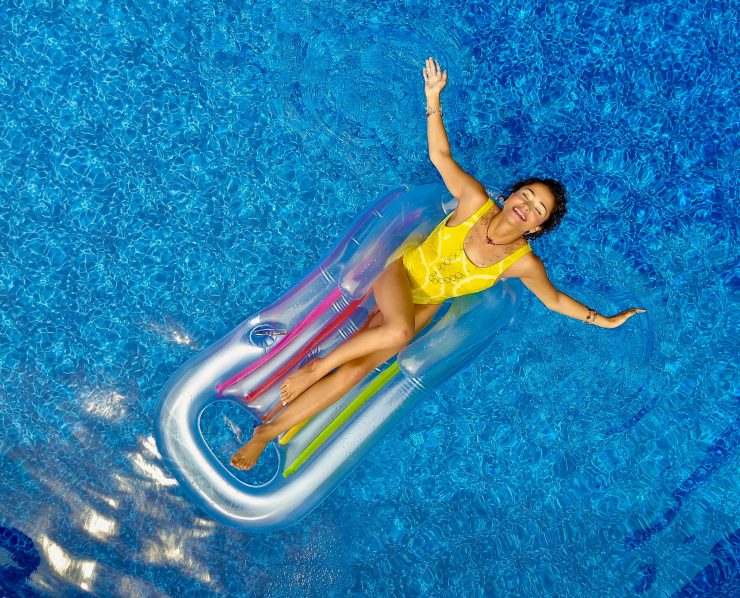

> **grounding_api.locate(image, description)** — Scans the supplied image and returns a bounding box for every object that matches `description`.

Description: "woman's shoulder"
[446,193,492,226]
[506,247,545,279]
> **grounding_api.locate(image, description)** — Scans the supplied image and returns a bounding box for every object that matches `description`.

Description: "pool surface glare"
[1,0,738,596]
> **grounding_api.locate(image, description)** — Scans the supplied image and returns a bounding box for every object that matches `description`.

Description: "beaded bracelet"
[584,307,598,324]
[426,106,443,118]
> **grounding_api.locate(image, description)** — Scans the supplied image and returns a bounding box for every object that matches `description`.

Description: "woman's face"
[503,182,556,235]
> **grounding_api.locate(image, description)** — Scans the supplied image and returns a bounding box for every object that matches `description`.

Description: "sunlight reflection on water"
[38,535,97,592]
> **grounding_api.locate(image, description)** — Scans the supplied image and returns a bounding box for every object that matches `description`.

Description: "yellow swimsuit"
[401,198,532,305]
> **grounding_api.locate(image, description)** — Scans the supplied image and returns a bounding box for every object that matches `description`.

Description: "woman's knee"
[386,322,414,345]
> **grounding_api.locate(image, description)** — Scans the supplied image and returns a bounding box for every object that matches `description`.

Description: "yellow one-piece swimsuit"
[401,198,532,305]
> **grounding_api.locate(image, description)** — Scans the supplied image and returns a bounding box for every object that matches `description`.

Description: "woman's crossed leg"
[230,259,440,470]
[279,257,418,404]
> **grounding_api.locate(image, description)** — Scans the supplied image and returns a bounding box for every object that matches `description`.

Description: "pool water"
[1,0,738,595]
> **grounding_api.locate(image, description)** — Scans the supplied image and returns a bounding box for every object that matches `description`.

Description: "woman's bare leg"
[279,257,416,404]
[231,302,440,470]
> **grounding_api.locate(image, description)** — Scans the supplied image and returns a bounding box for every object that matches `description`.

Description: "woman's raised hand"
[423,57,447,96]
[604,308,647,328]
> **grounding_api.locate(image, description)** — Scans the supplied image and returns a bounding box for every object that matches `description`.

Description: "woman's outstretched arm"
[515,254,646,328]
[422,57,487,208]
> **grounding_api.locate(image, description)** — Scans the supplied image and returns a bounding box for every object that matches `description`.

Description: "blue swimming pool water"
[1,0,737,595]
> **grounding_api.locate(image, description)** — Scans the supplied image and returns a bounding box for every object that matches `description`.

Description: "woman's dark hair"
[505,177,568,240]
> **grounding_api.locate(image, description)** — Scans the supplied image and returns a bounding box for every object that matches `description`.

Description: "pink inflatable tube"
[155,184,521,532]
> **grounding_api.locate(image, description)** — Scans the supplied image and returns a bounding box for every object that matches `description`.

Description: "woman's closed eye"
[522,188,547,217]
[530,198,545,216]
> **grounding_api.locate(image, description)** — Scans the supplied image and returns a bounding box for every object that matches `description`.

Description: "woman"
[231,57,645,470]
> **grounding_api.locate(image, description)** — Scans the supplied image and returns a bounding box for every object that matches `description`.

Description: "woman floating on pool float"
[231,57,645,470]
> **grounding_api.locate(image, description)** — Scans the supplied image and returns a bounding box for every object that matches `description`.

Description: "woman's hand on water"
[604,308,646,328]
[423,57,447,96]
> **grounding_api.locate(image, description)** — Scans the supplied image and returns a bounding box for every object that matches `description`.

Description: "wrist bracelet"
[584,307,599,325]
[426,106,443,118]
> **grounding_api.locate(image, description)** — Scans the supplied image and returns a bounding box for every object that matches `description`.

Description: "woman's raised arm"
[423,57,487,208]
[514,254,646,329]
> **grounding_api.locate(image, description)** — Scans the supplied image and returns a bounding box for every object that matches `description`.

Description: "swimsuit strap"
[444,197,494,227]
[472,198,495,220]
[496,243,532,272]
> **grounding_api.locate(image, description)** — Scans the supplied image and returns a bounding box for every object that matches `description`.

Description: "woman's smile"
[512,206,527,221]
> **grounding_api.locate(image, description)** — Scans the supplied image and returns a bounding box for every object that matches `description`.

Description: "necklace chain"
[484,211,518,246]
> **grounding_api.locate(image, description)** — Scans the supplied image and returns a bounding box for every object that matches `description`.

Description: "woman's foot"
[280,358,324,404]
[230,426,272,470]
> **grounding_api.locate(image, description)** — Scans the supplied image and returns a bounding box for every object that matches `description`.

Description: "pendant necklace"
[484,211,517,246]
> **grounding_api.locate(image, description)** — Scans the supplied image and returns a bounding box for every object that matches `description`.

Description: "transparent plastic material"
[154,184,520,532]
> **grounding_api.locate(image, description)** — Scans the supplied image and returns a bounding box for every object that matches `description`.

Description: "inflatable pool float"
[154,184,521,532]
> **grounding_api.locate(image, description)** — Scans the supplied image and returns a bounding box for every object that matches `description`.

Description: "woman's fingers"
[605,308,646,328]
[424,57,443,80]
[423,57,447,91]
[618,308,646,326]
